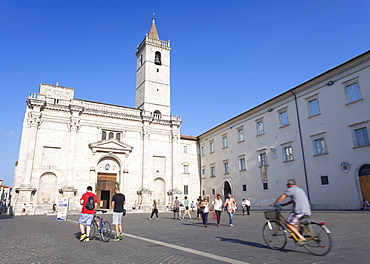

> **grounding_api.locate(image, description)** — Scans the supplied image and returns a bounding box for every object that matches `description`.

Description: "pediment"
[89,139,133,154]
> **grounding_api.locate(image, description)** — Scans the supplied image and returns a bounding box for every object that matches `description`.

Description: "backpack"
[85,195,95,210]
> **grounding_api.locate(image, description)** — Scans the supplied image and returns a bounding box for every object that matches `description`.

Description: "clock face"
[105,164,110,170]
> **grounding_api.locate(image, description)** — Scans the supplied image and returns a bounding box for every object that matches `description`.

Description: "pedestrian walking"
[241,199,246,215]
[213,194,223,226]
[245,198,251,215]
[181,196,192,220]
[190,201,195,212]
[52,202,57,213]
[224,193,236,226]
[196,196,202,219]
[200,198,209,227]
[78,186,97,242]
[173,196,180,219]
[149,199,159,220]
[111,187,126,241]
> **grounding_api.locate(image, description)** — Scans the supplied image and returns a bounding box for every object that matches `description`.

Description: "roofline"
[180,135,198,141]
[198,50,370,138]
[73,98,139,111]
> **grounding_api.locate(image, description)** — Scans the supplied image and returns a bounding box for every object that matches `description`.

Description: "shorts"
[173,208,179,213]
[112,212,123,225]
[286,212,311,225]
[78,213,94,226]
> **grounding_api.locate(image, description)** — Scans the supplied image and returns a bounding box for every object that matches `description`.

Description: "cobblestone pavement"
[0,210,369,263]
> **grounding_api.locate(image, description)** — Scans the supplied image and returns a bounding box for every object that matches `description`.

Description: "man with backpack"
[78,186,97,242]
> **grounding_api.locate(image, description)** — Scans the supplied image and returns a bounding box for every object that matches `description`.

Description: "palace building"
[199,50,370,210]
[12,18,370,214]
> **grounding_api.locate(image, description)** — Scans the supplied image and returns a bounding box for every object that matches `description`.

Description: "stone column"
[140,111,152,206]
[23,109,42,186]
[65,106,82,187]
[170,119,181,194]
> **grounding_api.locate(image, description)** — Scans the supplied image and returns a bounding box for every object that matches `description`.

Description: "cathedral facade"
[12,19,200,215]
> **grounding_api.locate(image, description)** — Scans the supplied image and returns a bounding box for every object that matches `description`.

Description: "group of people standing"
[77,186,253,243]
[171,193,251,228]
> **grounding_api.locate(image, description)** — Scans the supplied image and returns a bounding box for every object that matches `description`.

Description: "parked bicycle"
[90,209,112,242]
[262,204,332,256]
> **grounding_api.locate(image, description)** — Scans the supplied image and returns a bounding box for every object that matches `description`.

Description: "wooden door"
[97,173,116,209]
[360,175,370,201]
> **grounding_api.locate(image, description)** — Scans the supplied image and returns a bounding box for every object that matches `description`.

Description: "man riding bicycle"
[270,179,311,245]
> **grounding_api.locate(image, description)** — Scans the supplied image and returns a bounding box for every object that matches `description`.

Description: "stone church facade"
[12,19,200,215]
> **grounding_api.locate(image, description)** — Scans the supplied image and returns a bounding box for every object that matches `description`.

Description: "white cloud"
[1,130,15,136]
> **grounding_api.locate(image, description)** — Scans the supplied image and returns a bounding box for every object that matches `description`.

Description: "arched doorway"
[223,181,232,201]
[38,172,57,205]
[359,164,370,201]
[96,157,121,209]
[153,178,165,205]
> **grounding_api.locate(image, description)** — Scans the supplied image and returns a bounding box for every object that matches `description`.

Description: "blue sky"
[1,0,369,186]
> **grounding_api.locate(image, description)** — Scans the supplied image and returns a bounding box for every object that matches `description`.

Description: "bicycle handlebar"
[271,203,285,210]
[95,209,107,213]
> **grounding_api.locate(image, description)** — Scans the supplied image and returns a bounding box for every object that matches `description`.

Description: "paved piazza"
[0,210,369,263]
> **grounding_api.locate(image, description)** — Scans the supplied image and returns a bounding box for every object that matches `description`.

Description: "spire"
[148,15,159,40]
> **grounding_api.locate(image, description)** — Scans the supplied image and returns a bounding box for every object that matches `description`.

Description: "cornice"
[89,139,133,154]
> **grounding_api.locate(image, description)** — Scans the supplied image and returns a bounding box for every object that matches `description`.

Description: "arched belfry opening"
[154,110,161,119]
[359,164,370,201]
[155,51,162,65]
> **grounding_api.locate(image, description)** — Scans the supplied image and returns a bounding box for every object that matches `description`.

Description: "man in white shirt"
[245,198,251,215]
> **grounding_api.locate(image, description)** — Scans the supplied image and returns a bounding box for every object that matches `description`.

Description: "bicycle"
[90,209,112,242]
[262,204,332,256]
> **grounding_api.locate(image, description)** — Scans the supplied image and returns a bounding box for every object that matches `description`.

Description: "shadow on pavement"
[0,214,14,220]
[216,236,310,254]
[216,236,268,249]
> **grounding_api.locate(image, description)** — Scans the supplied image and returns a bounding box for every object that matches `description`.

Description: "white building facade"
[199,51,370,210]
[12,19,200,215]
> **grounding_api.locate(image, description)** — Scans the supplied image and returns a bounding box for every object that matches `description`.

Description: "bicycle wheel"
[302,221,332,256]
[100,221,112,242]
[262,220,288,250]
[90,220,98,240]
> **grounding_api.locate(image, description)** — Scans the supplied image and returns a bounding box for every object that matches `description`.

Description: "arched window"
[102,131,107,140]
[359,165,370,176]
[154,51,161,65]
[154,110,161,119]
[109,132,114,139]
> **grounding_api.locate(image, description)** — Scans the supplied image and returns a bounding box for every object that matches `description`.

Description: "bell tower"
[136,17,171,116]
